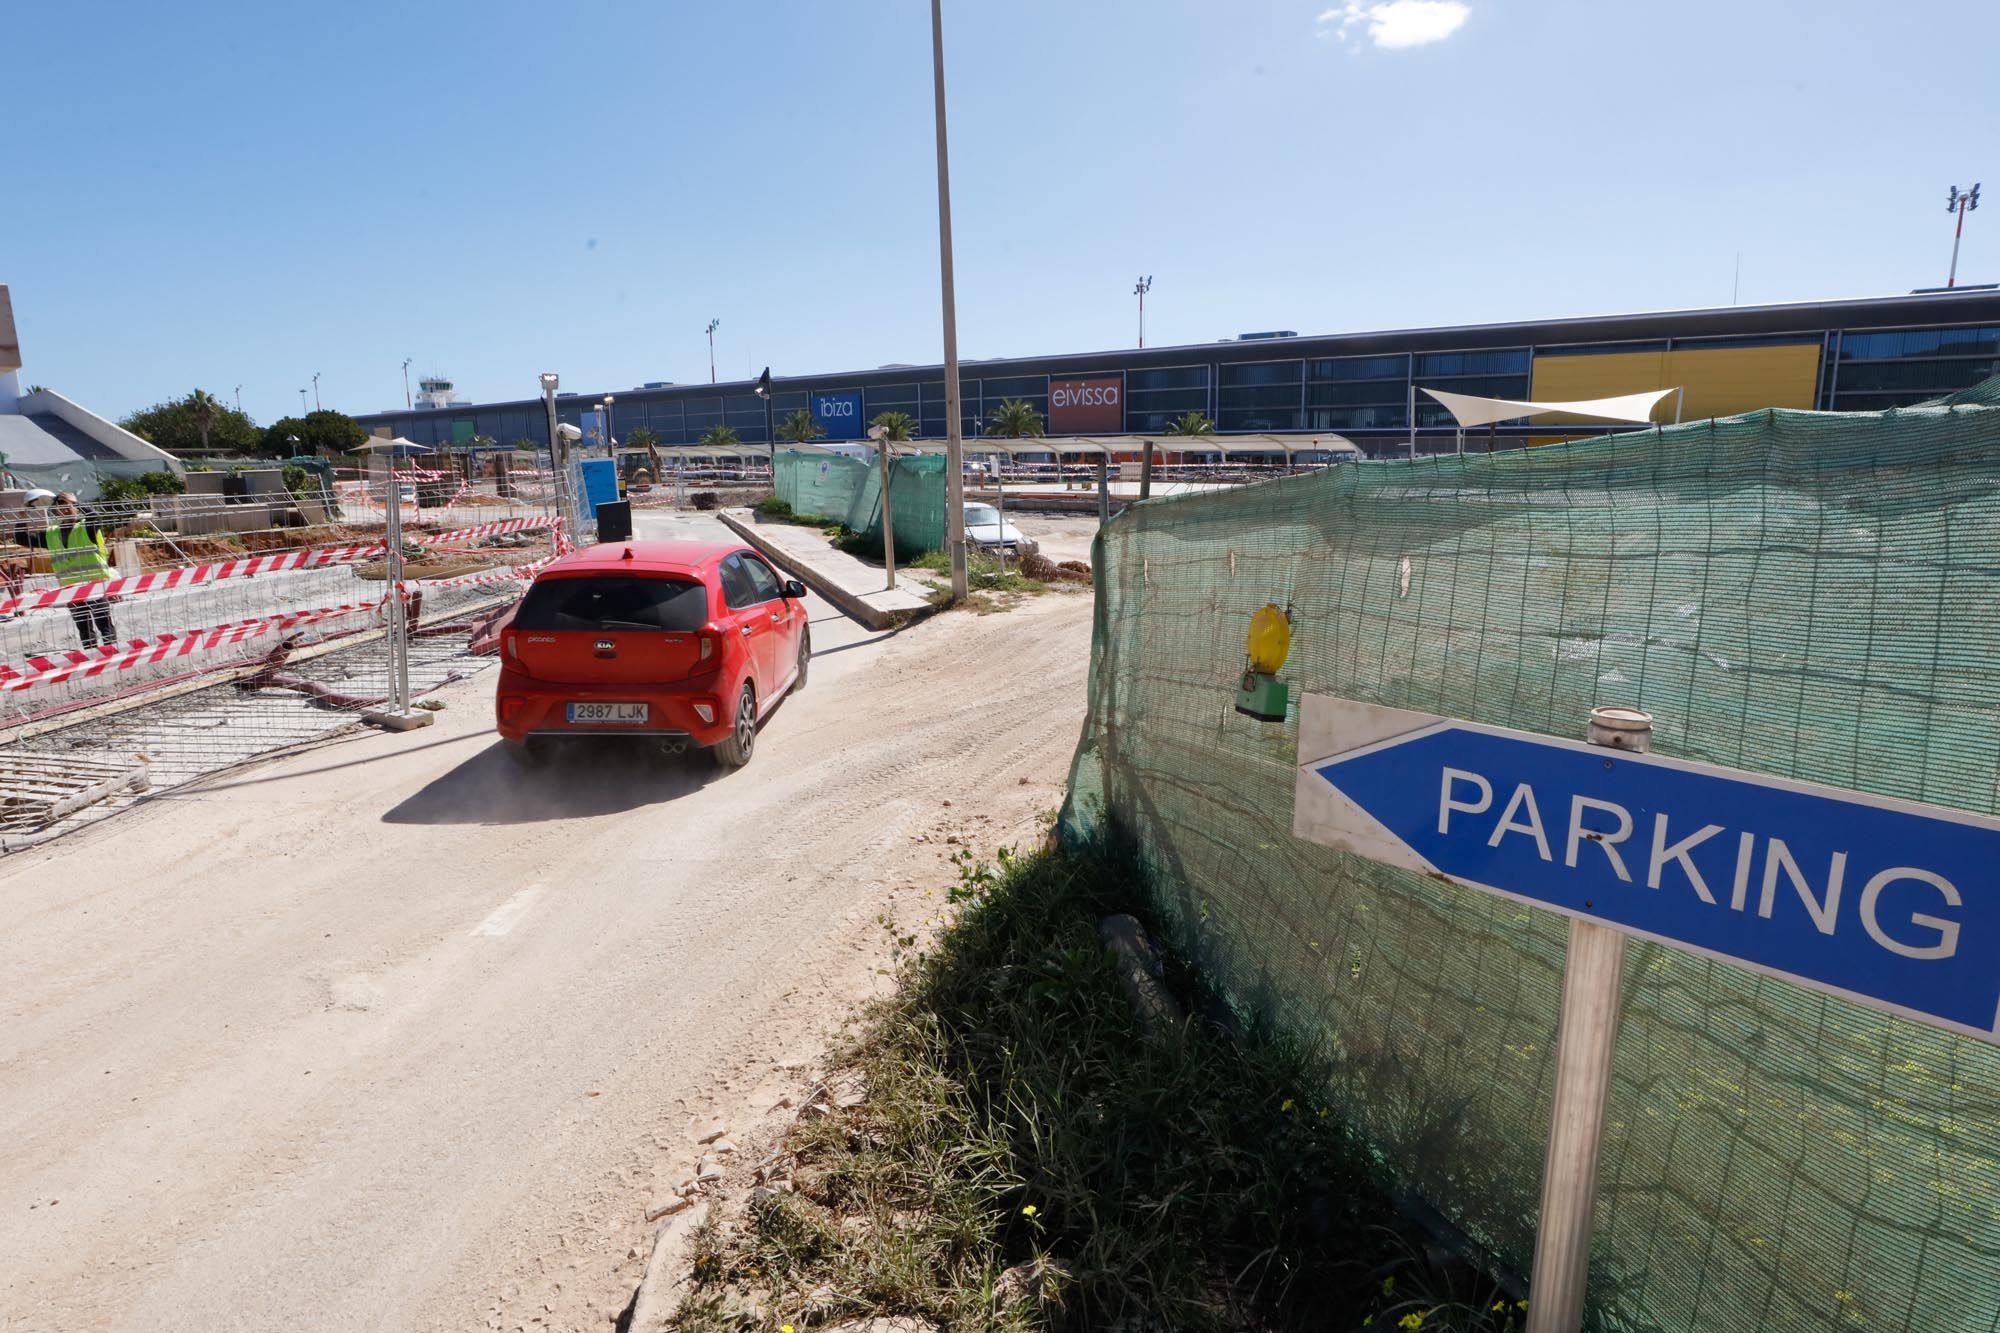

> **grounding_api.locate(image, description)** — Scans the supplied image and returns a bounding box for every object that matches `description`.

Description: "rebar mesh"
[1060,384,2000,1333]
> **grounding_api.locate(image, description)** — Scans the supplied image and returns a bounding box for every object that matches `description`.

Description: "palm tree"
[185,389,222,452]
[777,409,825,446]
[1166,409,1215,435]
[986,398,1043,439]
[626,426,664,483]
[869,410,917,442]
[698,425,742,448]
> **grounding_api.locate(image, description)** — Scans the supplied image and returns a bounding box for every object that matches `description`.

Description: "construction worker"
[43,492,118,648]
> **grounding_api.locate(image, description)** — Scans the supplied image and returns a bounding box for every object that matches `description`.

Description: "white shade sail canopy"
[1419,386,1679,429]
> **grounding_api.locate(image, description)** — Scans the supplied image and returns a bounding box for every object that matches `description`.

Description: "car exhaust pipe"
[659,738,687,756]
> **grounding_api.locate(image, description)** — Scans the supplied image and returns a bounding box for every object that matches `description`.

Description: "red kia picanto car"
[495,541,809,768]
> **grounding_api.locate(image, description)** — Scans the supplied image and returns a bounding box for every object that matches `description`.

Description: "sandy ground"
[0,509,1094,1332]
[1011,512,1103,566]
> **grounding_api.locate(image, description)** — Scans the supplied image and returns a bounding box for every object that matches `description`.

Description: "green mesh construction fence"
[1061,382,2000,1333]
[773,449,947,558]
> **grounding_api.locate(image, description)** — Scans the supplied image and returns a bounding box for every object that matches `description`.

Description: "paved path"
[719,509,932,625]
[0,509,1094,1332]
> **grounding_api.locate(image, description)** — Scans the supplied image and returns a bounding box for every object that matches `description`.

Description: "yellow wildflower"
[1021,1204,1038,1217]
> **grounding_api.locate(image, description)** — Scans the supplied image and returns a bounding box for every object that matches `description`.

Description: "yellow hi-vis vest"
[48,520,113,586]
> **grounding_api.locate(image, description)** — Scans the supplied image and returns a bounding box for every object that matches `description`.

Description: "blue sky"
[5,0,1996,424]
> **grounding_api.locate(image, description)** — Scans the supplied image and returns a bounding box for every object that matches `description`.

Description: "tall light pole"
[706,319,720,384]
[233,384,242,413]
[1134,274,1153,348]
[1947,183,1981,288]
[402,357,413,409]
[930,0,967,602]
[603,394,616,455]
[312,372,322,411]
[298,388,308,414]
[541,371,578,538]
[753,367,774,471]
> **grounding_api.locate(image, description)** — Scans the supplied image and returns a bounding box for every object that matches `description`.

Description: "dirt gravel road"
[0,513,1093,1333]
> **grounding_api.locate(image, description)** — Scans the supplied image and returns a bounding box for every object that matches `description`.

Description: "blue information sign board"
[1293,696,2000,1042]
[811,391,864,441]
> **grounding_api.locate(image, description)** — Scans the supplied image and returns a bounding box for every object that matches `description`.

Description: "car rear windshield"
[514,575,708,632]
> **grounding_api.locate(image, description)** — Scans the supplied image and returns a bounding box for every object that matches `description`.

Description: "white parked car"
[963,502,1038,558]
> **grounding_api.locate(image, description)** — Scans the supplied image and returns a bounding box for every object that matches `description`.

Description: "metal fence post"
[1096,453,1110,526]
[383,459,411,713]
[1526,705,1649,1333]
[879,440,897,590]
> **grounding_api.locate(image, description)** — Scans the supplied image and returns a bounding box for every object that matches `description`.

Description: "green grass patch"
[912,549,1052,604]
[757,497,842,528]
[667,842,1526,1332]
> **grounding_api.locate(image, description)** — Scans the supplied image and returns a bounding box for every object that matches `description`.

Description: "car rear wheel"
[792,627,810,694]
[712,682,757,768]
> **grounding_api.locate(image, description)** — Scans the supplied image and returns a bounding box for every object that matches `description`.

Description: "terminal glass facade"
[354,294,2000,459]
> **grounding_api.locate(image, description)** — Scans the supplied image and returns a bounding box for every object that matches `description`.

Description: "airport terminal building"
[352,289,2000,459]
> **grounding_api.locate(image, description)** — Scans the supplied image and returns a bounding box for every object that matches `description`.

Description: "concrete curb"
[718,511,939,634]
[626,1201,711,1332]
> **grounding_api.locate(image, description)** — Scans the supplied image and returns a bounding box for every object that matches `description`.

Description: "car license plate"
[566,702,648,724]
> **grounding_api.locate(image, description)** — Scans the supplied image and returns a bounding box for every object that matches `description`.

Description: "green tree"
[625,426,661,451]
[121,390,262,454]
[25,384,48,395]
[869,410,917,442]
[698,425,742,448]
[986,398,1044,438]
[259,410,368,458]
[1166,410,1216,435]
[776,409,825,445]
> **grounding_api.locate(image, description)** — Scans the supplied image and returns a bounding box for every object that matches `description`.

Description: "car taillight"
[697,630,717,663]
[499,695,526,723]
[692,701,715,724]
[503,630,519,660]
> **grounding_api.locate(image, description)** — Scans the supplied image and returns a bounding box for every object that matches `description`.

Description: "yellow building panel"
[1529,343,1822,424]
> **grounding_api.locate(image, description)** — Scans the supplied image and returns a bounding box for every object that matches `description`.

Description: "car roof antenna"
[622,546,634,560]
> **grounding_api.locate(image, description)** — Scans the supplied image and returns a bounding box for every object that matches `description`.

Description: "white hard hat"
[23,489,56,507]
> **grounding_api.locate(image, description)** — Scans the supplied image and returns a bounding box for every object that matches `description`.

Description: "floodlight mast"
[1947,182,1981,288]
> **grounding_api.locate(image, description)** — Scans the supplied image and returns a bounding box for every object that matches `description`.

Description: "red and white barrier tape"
[0,600,382,693]
[0,544,386,618]
[402,552,557,592]
[411,514,560,546]
[0,517,563,617]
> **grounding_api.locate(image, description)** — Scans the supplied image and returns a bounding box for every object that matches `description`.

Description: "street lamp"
[929,0,968,602]
[602,394,615,454]
[540,371,579,538]
[753,367,774,470]
[402,357,413,409]
[312,372,322,412]
[706,319,721,384]
[1134,275,1153,348]
[1947,183,1982,288]
[298,388,308,414]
